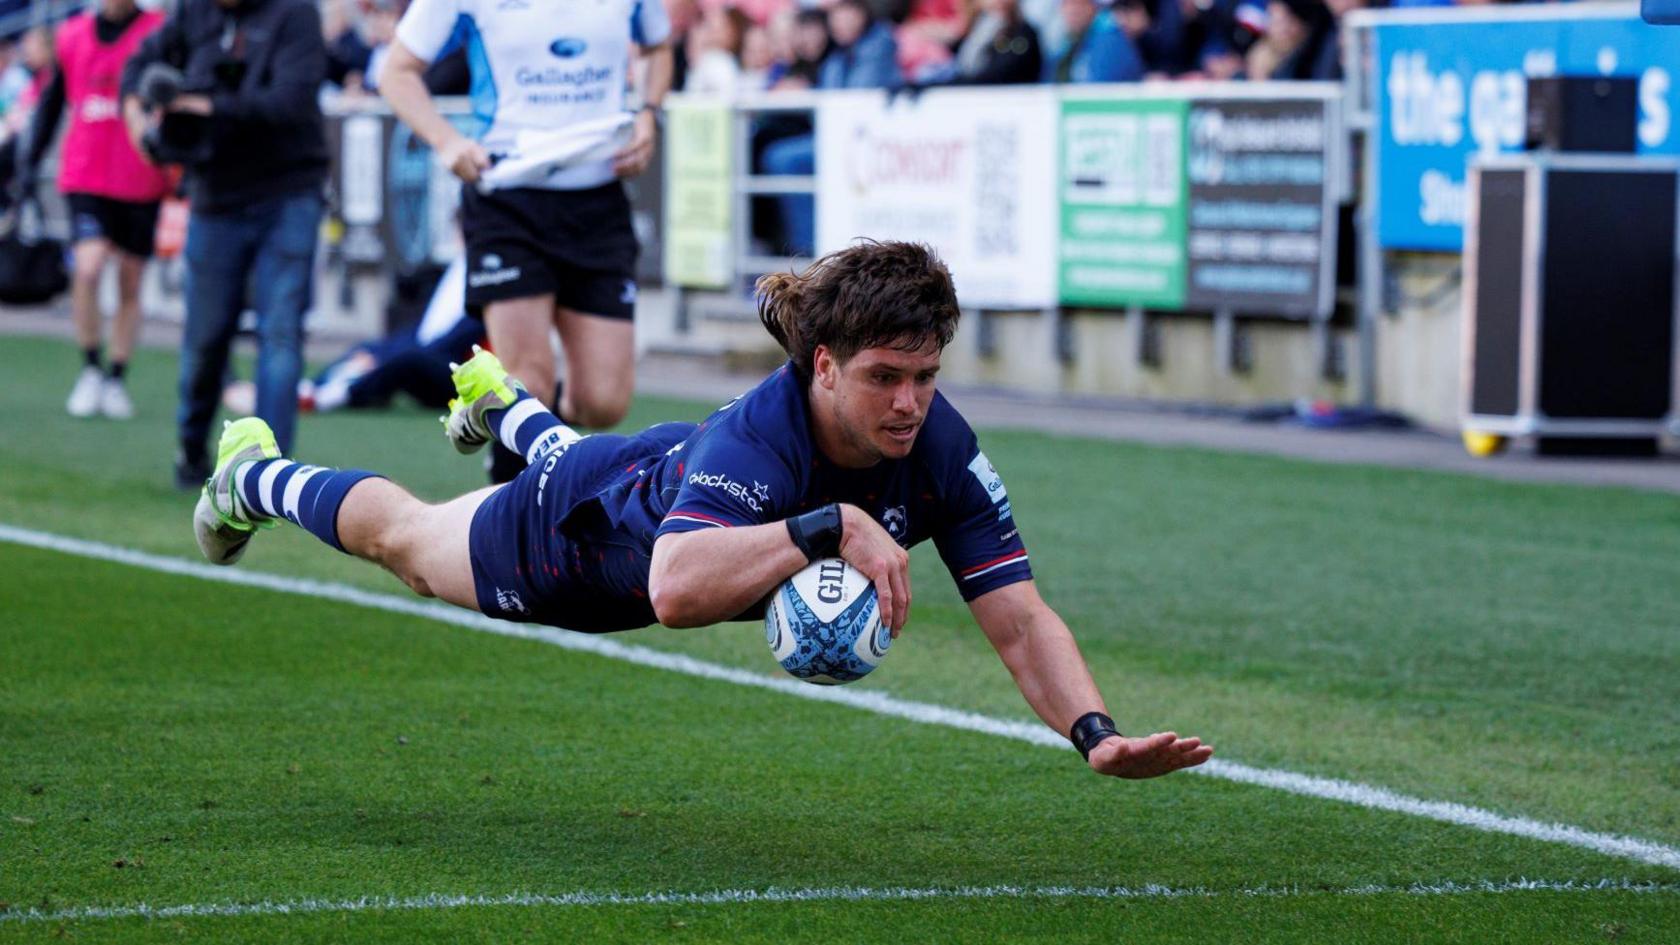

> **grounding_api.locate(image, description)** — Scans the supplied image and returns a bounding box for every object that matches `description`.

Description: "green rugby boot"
[443,344,524,454]
[192,417,280,566]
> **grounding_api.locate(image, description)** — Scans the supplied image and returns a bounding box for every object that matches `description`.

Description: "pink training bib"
[55,11,173,203]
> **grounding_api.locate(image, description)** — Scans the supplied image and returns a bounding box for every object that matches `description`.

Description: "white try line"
[4,879,1677,925]
[4,523,1680,875]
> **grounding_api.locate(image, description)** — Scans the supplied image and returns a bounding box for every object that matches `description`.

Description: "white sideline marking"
[3,879,1676,925]
[4,523,1680,875]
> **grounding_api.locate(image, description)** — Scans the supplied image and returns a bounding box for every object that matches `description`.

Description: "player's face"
[814,342,942,465]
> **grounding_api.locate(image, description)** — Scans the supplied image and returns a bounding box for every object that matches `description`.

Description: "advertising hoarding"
[1369,12,1677,250]
[816,88,1059,310]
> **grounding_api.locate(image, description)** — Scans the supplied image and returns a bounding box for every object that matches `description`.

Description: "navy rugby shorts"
[466,423,693,632]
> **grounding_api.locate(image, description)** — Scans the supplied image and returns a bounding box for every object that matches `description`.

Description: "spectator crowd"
[666,0,1381,96]
[0,0,465,147]
[0,0,1560,148]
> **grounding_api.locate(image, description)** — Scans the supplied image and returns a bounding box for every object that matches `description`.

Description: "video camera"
[136,63,213,165]
[137,61,187,109]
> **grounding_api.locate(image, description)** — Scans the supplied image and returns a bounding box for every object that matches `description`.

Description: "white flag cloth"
[473,113,635,193]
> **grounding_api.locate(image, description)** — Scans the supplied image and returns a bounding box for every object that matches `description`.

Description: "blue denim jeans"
[760,133,815,258]
[178,191,323,464]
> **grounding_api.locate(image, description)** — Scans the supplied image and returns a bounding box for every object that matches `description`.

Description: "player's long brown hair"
[756,240,961,379]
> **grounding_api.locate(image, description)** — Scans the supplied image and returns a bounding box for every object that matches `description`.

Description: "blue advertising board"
[1371,12,1678,250]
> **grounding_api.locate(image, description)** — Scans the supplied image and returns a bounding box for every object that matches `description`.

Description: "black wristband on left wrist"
[1069,711,1121,761]
[786,503,843,562]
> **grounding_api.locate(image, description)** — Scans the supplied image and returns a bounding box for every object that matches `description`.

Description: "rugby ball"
[764,558,890,685]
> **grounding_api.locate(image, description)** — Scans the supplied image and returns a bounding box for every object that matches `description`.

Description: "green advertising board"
[1058,98,1188,309]
[665,102,734,289]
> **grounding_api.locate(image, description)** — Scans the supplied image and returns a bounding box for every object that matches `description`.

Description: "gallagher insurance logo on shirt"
[516,39,612,106]
[968,450,1012,521]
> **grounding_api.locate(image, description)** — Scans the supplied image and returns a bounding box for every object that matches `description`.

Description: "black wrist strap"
[1069,711,1121,761]
[786,503,842,562]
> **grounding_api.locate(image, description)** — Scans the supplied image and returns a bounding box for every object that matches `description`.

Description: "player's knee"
[72,259,104,288]
[384,547,436,599]
[362,507,418,564]
[361,518,431,597]
[401,571,436,598]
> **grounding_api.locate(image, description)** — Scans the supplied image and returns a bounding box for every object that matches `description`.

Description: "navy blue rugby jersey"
[576,363,1033,602]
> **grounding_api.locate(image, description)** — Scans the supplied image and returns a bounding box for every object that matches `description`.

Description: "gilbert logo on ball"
[765,558,890,685]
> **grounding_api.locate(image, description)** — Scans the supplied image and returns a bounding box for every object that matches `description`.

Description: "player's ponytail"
[756,270,807,366]
[754,241,961,379]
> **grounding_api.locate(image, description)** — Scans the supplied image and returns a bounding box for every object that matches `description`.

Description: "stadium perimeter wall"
[891,311,1360,409]
[810,299,1445,428]
[683,292,1458,428]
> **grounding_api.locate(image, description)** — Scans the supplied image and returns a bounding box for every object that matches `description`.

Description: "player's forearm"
[977,590,1108,736]
[24,70,65,169]
[1009,616,1109,736]
[379,61,461,153]
[639,44,673,107]
[648,524,808,628]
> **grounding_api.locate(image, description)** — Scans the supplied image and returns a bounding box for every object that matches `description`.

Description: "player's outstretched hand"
[441,136,492,184]
[838,503,911,637]
[613,109,658,178]
[1086,732,1212,779]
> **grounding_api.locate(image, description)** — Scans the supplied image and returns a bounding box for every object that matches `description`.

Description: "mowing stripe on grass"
[5,522,1679,874]
[4,879,1677,924]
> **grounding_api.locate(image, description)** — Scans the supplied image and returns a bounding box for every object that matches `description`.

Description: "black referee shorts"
[461,181,640,320]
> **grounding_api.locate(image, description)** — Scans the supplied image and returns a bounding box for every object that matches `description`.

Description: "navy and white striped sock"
[235,460,381,553]
[484,392,581,467]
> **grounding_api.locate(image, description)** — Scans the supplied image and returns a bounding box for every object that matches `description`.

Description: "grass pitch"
[2,334,1678,941]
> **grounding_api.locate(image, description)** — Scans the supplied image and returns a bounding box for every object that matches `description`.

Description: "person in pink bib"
[26,0,174,421]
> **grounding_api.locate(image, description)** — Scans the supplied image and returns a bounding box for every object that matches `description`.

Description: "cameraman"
[120,0,328,489]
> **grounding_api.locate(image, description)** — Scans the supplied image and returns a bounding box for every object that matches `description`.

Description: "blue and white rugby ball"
[765,558,890,685]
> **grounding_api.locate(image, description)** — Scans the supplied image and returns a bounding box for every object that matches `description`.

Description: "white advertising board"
[816,88,1059,310]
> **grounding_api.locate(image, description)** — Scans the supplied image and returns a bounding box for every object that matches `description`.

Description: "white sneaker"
[220,380,256,417]
[67,366,104,418]
[99,378,134,420]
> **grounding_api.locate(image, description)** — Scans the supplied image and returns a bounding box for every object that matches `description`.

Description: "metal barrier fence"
[663,91,818,330]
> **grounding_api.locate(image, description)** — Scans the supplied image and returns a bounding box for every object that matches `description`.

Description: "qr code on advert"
[973,124,1017,258]
[1143,114,1182,206]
